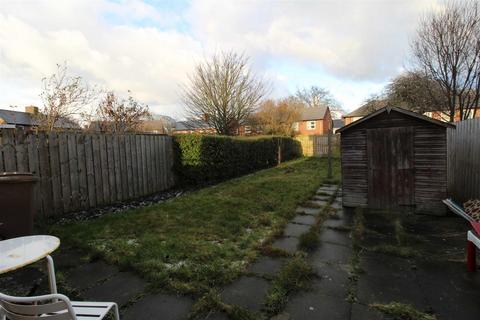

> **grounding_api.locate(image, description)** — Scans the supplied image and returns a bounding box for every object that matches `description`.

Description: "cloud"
[188,0,441,81]
[0,0,443,116]
[0,0,201,117]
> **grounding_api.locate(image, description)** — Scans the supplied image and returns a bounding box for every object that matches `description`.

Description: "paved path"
[3,183,480,319]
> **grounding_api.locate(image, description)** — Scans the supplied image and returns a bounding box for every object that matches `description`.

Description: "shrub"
[173,135,302,185]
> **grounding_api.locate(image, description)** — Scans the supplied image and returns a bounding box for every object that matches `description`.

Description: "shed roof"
[337,106,455,133]
[299,106,328,121]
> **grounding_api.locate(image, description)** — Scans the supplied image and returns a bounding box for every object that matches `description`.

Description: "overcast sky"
[0,0,442,119]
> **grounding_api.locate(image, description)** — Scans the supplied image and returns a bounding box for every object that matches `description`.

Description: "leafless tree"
[412,0,480,121]
[183,52,268,135]
[94,91,151,133]
[254,98,302,136]
[39,63,97,131]
[293,86,345,119]
[386,71,448,114]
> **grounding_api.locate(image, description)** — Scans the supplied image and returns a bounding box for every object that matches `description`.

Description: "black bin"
[0,172,39,239]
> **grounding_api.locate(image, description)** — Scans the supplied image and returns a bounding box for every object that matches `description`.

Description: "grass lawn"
[50,157,340,294]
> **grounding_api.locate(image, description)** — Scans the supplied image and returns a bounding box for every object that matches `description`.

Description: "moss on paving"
[49,157,340,295]
[298,228,319,252]
[370,302,437,320]
[263,255,316,316]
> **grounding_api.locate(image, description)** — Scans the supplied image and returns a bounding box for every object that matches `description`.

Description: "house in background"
[293,106,332,135]
[343,99,388,125]
[345,99,480,125]
[424,109,480,122]
[0,106,80,130]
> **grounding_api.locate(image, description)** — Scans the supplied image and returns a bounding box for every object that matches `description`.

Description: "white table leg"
[0,306,5,320]
[45,255,57,294]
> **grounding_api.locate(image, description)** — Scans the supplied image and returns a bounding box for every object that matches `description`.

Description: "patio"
[1,177,479,319]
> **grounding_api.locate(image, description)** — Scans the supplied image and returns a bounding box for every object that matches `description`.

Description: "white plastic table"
[0,235,60,293]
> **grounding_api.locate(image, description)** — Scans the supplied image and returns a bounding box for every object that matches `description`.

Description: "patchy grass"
[49,157,340,295]
[347,208,365,303]
[370,302,437,320]
[368,244,419,258]
[263,255,316,315]
[298,228,319,251]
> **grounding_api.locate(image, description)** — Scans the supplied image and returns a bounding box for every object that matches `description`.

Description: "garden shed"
[338,107,455,214]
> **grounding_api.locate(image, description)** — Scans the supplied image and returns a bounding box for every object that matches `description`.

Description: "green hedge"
[173,135,303,185]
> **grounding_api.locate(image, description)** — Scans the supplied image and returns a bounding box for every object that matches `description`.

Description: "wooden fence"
[447,118,480,203]
[295,134,340,157]
[0,129,175,217]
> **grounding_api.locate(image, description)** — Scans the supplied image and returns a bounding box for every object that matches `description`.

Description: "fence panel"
[0,129,175,217]
[448,118,480,203]
[295,134,340,157]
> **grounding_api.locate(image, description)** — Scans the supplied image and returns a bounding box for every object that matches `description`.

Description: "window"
[293,122,299,131]
[244,126,251,134]
[307,121,316,130]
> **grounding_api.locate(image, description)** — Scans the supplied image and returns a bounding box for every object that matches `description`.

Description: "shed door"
[367,127,415,208]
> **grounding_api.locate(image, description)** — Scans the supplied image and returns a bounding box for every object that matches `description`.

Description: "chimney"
[25,106,39,114]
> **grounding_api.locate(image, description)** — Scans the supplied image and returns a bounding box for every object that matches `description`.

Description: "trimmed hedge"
[173,135,303,185]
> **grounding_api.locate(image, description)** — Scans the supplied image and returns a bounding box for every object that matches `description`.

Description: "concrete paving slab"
[308,200,329,207]
[415,260,480,320]
[83,272,146,306]
[312,196,330,202]
[357,253,425,309]
[322,218,350,229]
[248,256,286,277]
[292,215,316,226]
[315,264,349,298]
[66,261,119,291]
[272,237,299,254]
[310,242,352,265]
[123,293,193,320]
[285,290,350,320]
[220,276,270,311]
[319,228,352,247]
[295,207,322,216]
[283,223,311,237]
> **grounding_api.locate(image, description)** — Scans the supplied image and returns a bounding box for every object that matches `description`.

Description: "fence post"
[327,130,332,179]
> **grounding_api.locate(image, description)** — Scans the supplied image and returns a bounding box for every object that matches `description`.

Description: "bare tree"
[94,91,151,133]
[412,1,480,121]
[254,98,302,136]
[183,52,268,135]
[293,86,345,119]
[39,63,97,131]
[386,71,448,114]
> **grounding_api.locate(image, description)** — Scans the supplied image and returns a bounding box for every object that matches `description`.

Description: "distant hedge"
[173,135,302,185]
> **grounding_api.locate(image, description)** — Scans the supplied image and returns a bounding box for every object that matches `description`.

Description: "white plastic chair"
[0,292,119,320]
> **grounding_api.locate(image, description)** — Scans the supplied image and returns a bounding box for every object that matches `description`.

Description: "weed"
[370,302,437,320]
[327,225,352,232]
[264,255,316,315]
[298,229,319,251]
[368,244,419,258]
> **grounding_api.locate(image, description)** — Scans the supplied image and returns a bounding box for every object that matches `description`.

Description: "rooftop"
[299,106,328,121]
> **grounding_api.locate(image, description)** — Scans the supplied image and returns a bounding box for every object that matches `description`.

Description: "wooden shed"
[338,107,455,214]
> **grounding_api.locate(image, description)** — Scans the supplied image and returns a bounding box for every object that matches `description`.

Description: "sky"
[0,0,443,119]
